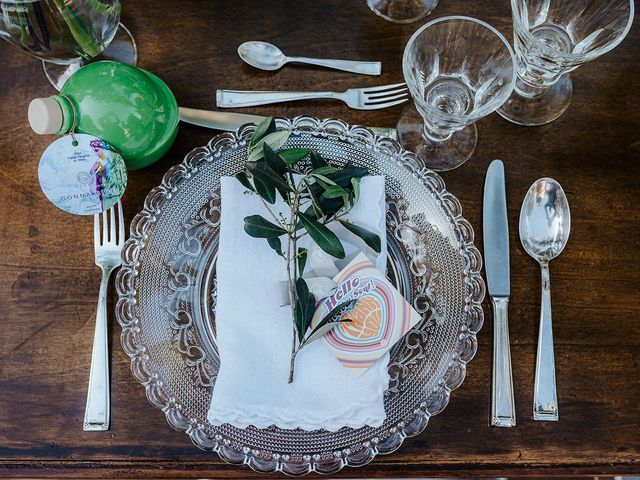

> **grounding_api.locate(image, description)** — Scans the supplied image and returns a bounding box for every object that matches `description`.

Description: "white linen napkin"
[208,175,389,431]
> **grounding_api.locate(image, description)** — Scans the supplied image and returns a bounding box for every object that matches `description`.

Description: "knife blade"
[483,159,516,427]
[178,107,398,140]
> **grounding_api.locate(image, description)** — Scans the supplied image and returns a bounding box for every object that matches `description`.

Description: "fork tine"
[94,214,100,247]
[366,92,409,104]
[363,97,409,110]
[102,209,108,244]
[109,205,116,243]
[117,200,125,246]
[366,87,408,100]
[363,82,407,93]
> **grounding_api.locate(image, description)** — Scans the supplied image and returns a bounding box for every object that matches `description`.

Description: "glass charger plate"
[115,116,485,475]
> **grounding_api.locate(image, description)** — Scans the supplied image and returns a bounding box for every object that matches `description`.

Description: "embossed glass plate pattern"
[115,117,485,475]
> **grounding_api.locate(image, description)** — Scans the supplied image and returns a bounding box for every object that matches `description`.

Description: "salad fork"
[83,200,125,431]
[216,83,408,110]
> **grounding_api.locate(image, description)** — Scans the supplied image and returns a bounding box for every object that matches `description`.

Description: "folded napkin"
[208,175,389,431]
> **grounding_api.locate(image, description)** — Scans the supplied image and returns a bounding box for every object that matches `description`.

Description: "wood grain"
[0,0,638,478]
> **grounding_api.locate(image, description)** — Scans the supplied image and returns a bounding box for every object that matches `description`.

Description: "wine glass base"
[366,0,438,23]
[497,76,573,126]
[396,103,477,171]
[43,23,138,91]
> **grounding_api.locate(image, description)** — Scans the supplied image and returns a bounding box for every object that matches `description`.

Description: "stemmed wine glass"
[498,0,634,126]
[366,0,438,24]
[398,16,516,171]
[0,0,137,90]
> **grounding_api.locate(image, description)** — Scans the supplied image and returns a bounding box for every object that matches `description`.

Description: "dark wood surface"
[1,0,639,478]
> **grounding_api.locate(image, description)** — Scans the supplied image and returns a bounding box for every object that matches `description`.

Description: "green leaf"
[301,299,357,346]
[235,171,255,192]
[279,147,309,165]
[243,215,287,238]
[297,247,307,275]
[267,236,284,256]
[351,176,361,205]
[295,278,315,342]
[310,173,337,187]
[310,165,338,176]
[298,211,345,259]
[326,163,369,188]
[253,176,276,204]
[322,184,348,199]
[251,117,276,146]
[304,179,325,219]
[339,220,382,253]
[247,161,292,196]
[310,150,327,169]
[263,143,287,175]
[248,130,291,163]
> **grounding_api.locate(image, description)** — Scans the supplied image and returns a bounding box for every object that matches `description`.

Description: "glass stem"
[514,71,553,99]
[422,123,453,143]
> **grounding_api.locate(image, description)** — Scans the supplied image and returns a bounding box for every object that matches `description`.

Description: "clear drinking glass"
[498,0,634,126]
[398,16,516,171]
[0,0,137,90]
[366,0,437,24]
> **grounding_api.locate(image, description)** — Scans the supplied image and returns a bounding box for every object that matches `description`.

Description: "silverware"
[519,178,571,421]
[238,41,382,76]
[483,159,516,427]
[216,83,408,110]
[178,107,398,140]
[83,200,125,431]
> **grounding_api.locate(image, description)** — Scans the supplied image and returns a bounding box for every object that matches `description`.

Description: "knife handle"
[491,297,516,427]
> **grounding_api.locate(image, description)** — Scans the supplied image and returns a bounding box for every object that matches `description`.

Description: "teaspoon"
[238,41,382,76]
[519,178,571,421]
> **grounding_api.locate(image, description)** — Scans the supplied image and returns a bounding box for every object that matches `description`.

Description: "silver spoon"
[519,178,571,422]
[237,41,382,76]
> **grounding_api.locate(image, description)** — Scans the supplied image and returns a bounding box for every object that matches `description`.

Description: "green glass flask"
[28,60,179,169]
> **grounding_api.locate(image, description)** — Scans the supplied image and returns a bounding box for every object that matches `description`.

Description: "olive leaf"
[248,130,291,163]
[351,176,361,205]
[339,220,382,253]
[310,150,327,169]
[310,165,338,176]
[295,278,316,342]
[247,161,292,198]
[244,215,287,238]
[322,184,348,199]
[267,236,284,257]
[263,143,287,175]
[235,171,255,192]
[279,147,310,165]
[251,117,276,146]
[297,247,307,275]
[326,163,369,188]
[300,299,357,347]
[298,211,345,259]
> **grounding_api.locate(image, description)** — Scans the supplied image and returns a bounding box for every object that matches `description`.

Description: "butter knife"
[483,159,516,427]
[178,107,398,140]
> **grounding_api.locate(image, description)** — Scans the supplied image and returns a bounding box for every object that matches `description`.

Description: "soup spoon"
[238,41,381,75]
[519,178,571,421]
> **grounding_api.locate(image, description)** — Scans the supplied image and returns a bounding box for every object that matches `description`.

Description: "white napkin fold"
[208,175,389,431]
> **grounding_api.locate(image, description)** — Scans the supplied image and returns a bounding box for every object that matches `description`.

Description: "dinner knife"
[178,107,398,139]
[483,159,516,428]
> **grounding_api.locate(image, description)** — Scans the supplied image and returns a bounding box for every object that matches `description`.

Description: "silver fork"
[216,83,409,110]
[83,200,125,431]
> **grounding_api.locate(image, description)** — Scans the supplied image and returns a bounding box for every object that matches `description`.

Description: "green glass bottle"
[28,60,179,169]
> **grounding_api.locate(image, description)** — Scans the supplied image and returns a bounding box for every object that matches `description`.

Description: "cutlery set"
[484,160,570,427]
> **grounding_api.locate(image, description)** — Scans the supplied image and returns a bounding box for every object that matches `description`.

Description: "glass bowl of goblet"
[497,0,634,126]
[398,16,516,171]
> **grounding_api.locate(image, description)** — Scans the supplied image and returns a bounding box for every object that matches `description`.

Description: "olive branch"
[236,118,381,383]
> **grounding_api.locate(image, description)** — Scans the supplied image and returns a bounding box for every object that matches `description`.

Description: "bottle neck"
[50,94,75,135]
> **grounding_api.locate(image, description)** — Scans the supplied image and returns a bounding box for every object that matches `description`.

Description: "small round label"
[38,134,127,215]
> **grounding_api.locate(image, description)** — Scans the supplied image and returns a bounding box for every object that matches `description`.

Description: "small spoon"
[519,178,571,422]
[237,41,382,76]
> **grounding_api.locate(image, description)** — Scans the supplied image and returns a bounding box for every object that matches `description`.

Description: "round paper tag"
[38,134,127,215]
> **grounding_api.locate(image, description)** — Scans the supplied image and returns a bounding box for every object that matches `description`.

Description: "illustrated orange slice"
[340,296,383,339]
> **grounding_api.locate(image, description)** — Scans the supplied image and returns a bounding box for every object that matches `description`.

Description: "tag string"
[59,94,78,145]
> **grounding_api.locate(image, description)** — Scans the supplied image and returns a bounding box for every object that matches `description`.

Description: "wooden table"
[1,0,638,478]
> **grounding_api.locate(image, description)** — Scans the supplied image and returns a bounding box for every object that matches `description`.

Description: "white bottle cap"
[28,97,63,135]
